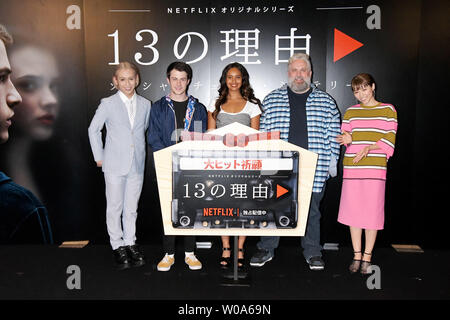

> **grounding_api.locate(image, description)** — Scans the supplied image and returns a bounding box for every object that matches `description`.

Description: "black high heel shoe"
[220,247,231,269]
[360,252,372,275]
[238,248,245,268]
[349,251,362,273]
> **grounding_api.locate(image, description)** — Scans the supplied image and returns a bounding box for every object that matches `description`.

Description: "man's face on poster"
[0,40,21,143]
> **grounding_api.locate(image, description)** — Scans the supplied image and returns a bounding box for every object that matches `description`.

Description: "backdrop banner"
[0,0,448,247]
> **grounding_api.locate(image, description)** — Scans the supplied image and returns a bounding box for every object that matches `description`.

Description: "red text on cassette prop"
[171,132,299,229]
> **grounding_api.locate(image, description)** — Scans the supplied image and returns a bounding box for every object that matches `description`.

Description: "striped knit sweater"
[341,103,397,180]
[260,84,341,193]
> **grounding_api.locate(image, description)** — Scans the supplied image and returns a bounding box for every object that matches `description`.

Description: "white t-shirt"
[207,100,261,118]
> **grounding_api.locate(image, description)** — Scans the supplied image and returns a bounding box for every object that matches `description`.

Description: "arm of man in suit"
[144,100,151,131]
[88,100,108,167]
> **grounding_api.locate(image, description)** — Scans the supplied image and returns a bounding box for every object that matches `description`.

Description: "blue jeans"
[257,188,325,260]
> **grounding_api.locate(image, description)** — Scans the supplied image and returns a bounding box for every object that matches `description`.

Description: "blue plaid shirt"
[260,84,341,193]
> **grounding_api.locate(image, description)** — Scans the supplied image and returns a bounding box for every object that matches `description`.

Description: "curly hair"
[212,62,262,119]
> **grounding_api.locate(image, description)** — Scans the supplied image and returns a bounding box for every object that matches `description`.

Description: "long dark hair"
[213,62,262,119]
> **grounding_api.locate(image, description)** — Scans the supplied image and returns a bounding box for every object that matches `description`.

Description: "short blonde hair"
[113,61,140,78]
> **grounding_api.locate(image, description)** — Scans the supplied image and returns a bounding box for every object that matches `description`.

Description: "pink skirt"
[337,179,386,230]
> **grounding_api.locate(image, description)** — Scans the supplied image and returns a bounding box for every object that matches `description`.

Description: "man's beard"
[288,76,311,93]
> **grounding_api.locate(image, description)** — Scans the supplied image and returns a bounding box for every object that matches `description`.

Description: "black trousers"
[163,235,196,255]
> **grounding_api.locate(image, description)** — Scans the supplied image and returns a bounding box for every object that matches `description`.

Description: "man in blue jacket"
[148,61,207,272]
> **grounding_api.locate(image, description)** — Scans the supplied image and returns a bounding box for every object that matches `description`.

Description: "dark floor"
[1,237,449,303]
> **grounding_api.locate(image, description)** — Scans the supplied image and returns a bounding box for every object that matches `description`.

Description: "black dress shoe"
[113,246,131,270]
[127,244,146,267]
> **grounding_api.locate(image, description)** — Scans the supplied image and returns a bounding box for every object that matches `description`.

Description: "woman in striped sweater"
[336,73,397,274]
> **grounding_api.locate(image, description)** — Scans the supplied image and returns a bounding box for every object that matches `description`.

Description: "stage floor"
[1,238,449,301]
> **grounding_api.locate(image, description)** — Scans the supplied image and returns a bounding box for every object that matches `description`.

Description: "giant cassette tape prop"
[153,122,318,236]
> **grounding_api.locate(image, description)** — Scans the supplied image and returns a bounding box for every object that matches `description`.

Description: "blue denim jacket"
[0,171,53,244]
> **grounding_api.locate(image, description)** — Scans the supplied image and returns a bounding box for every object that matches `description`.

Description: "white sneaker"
[185,254,202,270]
[157,254,175,271]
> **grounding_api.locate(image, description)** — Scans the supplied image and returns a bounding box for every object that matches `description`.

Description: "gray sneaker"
[250,249,273,267]
[307,256,325,270]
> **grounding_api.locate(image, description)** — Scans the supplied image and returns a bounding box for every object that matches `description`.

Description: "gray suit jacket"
[88,92,151,176]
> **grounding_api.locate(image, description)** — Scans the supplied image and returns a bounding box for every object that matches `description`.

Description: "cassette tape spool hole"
[180,215,191,227]
[279,216,290,227]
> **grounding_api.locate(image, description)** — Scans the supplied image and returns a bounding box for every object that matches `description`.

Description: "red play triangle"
[276,184,289,198]
[334,28,364,62]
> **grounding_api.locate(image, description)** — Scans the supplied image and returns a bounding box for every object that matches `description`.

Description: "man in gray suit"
[88,62,151,270]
